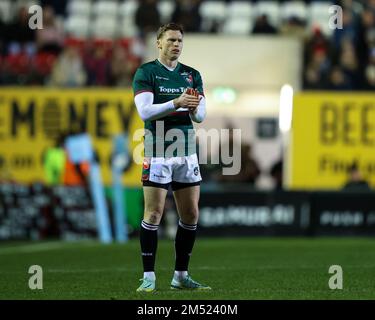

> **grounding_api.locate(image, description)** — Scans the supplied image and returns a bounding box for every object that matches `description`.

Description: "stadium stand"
[0,0,374,89]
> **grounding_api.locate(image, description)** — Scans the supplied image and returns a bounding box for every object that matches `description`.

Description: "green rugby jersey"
[133,59,204,157]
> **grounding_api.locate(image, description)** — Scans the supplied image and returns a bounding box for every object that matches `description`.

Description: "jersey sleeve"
[194,71,205,97]
[132,67,153,96]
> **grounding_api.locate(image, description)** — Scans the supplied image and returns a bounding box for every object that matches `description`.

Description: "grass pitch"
[0,237,374,300]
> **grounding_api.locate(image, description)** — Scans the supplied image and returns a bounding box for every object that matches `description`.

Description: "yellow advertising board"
[0,88,143,186]
[288,92,375,190]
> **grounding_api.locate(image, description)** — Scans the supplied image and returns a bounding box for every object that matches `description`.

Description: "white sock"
[144,272,155,281]
[174,271,188,280]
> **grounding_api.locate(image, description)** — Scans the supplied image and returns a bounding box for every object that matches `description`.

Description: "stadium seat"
[92,0,118,17]
[92,38,114,57]
[119,0,138,19]
[226,1,253,19]
[14,0,40,13]
[67,0,92,17]
[199,1,227,32]
[280,1,308,23]
[5,53,30,74]
[65,15,90,39]
[91,17,118,39]
[222,18,252,35]
[33,52,57,76]
[0,0,13,23]
[309,1,334,37]
[118,17,138,37]
[199,1,226,21]
[64,37,87,55]
[157,0,175,24]
[117,37,133,50]
[254,1,281,28]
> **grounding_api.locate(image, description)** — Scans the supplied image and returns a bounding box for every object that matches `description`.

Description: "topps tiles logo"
[159,86,185,94]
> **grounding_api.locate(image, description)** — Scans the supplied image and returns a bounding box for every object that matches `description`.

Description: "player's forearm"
[190,96,206,123]
[134,92,176,121]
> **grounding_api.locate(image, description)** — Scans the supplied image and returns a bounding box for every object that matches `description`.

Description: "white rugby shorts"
[142,153,202,185]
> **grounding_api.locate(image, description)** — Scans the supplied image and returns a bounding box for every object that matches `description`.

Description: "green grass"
[0,237,375,300]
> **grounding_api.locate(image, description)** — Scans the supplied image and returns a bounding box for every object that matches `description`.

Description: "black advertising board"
[0,183,97,240]
[194,191,311,236]
[1,183,375,240]
[311,191,375,236]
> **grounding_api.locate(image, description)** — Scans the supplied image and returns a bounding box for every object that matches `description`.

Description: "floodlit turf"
[0,237,375,300]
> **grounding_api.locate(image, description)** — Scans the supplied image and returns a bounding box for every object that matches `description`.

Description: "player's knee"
[144,210,163,225]
[183,207,199,224]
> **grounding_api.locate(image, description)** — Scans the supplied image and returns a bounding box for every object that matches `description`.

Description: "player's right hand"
[173,89,200,110]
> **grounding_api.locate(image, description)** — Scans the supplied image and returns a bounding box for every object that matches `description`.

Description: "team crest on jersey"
[142,158,150,181]
[185,74,193,84]
[193,167,199,176]
[143,158,150,170]
[181,72,193,84]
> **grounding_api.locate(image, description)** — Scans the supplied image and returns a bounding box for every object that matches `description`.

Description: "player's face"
[158,30,183,61]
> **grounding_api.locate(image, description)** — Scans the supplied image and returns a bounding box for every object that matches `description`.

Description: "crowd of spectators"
[303,0,375,91]
[0,0,374,89]
[0,3,141,86]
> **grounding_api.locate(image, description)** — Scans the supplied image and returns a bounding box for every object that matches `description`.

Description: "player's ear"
[157,39,161,49]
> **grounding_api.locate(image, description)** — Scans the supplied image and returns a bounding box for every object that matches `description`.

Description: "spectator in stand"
[338,0,363,20]
[304,27,331,64]
[339,39,361,89]
[356,7,374,74]
[0,14,6,55]
[135,0,161,37]
[342,162,371,191]
[364,48,375,89]
[217,142,260,186]
[171,0,202,33]
[36,5,64,55]
[304,64,324,90]
[333,9,359,51]
[364,63,375,89]
[270,159,283,191]
[85,45,110,86]
[327,66,352,90]
[6,6,36,55]
[49,46,86,87]
[215,126,261,186]
[312,49,330,78]
[252,14,277,35]
[109,45,135,87]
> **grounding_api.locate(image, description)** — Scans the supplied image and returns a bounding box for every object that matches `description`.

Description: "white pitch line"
[0,241,100,255]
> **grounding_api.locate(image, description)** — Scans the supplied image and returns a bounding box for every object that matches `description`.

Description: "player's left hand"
[186,88,201,113]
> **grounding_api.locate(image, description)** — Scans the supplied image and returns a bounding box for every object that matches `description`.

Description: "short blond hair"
[156,23,184,40]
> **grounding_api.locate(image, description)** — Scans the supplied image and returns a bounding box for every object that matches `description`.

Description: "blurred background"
[0,0,374,242]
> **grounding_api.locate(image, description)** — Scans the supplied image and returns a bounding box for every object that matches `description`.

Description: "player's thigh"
[143,186,168,224]
[173,185,200,224]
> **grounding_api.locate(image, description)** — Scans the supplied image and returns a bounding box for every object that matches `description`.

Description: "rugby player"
[132,23,211,292]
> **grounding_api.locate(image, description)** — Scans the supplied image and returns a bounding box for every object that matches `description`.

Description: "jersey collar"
[156,59,180,72]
